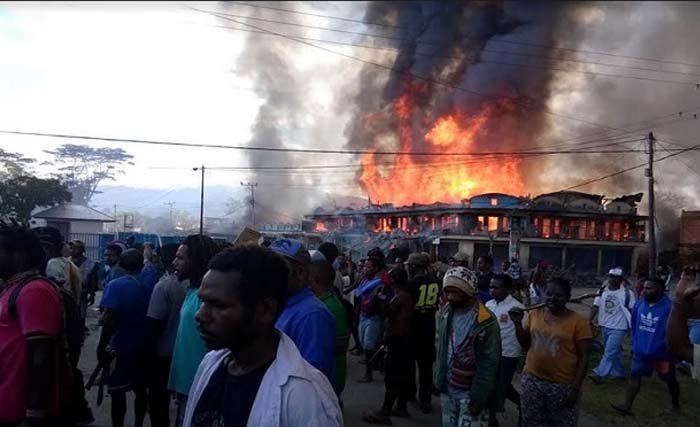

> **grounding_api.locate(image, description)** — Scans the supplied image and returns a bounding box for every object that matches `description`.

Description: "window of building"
[542,218,551,238]
[490,197,498,207]
[588,220,597,239]
[488,216,499,232]
[553,219,561,237]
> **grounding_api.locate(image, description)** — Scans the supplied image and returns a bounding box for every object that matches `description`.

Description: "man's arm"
[97,309,117,366]
[25,337,55,425]
[667,288,700,362]
[589,304,599,325]
[297,311,336,382]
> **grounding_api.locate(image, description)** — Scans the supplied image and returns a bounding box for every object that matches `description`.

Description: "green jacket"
[434,301,504,412]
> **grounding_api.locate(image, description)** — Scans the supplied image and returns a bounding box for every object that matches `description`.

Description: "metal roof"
[32,203,115,222]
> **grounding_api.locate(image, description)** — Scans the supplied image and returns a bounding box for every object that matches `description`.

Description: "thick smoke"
[343,2,587,187]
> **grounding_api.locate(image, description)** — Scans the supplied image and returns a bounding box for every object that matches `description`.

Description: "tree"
[0,175,72,222]
[44,144,134,205]
[0,148,35,178]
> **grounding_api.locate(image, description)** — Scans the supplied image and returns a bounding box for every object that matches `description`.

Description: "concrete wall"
[70,221,105,234]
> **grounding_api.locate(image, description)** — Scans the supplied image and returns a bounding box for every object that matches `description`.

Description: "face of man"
[104,249,120,267]
[364,260,379,279]
[502,261,510,272]
[68,243,83,258]
[445,286,472,307]
[477,257,490,273]
[643,280,664,302]
[172,245,191,281]
[489,278,508,302]
[609,276,623,288]
[544,282,569,313]
[196,269,259,351]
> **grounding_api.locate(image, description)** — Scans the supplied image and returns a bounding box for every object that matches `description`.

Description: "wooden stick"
[522,292,598,312]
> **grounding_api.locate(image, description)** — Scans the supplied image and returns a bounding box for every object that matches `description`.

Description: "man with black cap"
[271,238,336,385]
[407,252,441,413]
[589,267,636,383]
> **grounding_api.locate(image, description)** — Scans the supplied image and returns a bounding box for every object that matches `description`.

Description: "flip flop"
[361,411,392,425]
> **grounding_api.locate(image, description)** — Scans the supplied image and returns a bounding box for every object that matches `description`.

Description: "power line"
[211,23,698,86]
[656,140,700,177]
[563,139,700,191]
[190,7,643,132]
[1,129,674,156]
[225,1,700,69]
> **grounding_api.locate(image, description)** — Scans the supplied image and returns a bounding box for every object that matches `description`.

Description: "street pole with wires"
[193,166,205,235]
[240,182,258,229]
[646,132,657,279]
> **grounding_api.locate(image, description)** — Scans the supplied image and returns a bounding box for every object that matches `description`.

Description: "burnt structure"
[305,191,647,275]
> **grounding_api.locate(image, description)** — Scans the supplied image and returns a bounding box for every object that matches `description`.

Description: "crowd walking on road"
[2,220,700,427]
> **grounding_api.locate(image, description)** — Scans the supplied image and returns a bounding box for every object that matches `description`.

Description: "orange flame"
[359,84,524,206]
[315,222,328,233]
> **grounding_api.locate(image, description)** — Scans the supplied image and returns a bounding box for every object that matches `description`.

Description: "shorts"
[630,354,675,381]
[109,353,146,393]
[359,315,382,351]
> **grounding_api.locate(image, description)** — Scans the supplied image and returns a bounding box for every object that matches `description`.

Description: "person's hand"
[508,307,525,324]
[562,387,579,408]
[468,400,482,416]
[87,292,96,306]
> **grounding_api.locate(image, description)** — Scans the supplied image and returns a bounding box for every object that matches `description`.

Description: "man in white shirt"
[486,273,526,424]
[183,245,342,427]
[589,268,636,383]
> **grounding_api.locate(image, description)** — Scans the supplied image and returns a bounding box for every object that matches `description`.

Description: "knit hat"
[450,251,470,263]
[443,267,478,296]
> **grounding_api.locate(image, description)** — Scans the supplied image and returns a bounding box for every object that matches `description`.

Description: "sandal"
[610,404,633,416]
[361,411,392,425]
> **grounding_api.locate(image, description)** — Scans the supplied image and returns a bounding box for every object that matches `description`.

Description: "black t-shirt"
[477,271,494,291]
[408,274,441,344]
[192,357,274,427]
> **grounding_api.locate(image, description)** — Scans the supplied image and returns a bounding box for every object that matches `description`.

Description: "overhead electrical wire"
[210,23,698,87]
[229,1,700,69]
[0,129,673,156]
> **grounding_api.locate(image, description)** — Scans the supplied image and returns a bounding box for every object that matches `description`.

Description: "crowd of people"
[1,219,700,427]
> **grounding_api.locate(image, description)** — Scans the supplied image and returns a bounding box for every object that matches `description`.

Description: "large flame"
[359,83,524,205]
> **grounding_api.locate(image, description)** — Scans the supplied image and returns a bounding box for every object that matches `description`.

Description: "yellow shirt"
[523,308,593,384]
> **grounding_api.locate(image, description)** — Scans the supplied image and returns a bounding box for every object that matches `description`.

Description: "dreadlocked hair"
[0,220,46,275]
[182,234,221,285]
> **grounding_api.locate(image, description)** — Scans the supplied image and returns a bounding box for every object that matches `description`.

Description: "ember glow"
[359,83,525,205]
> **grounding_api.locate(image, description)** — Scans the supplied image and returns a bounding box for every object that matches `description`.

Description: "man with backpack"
[589,267,636,383]
[0,222,64,426]
[98,249,156,427]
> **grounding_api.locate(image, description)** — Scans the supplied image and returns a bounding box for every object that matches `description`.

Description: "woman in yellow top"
[508,278,592,427]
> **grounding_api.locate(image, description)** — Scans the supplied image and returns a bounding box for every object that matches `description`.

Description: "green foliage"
[44,144,134,205]
[0,175,72,222]
[0,148,35,178]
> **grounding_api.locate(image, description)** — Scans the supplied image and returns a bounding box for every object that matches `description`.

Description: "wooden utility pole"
[193,166,205,235]
[240,182,258,229]
[646,132,657,278]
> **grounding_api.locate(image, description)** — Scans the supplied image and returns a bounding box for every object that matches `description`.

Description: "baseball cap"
[309,250,327,264]
[450,251,469,262]
[270,238,311,265]
[608,267,624,277]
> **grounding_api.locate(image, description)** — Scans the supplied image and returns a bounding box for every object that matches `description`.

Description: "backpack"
[8,275,82,405]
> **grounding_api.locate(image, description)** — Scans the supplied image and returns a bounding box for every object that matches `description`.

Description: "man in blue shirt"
[271,238,336,385]
[612,277,680,415]
[98,249,155,427]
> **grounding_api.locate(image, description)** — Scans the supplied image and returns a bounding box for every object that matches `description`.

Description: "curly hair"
[207,244,289,319]
[0,221,46,278]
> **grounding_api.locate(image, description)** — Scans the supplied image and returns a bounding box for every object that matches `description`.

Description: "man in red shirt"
[0,222,63,426]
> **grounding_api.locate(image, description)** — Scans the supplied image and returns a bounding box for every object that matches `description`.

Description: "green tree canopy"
[44,144,134,205]
[0,175,72,222]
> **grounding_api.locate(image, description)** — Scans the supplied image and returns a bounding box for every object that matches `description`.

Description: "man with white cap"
[589,267,636,383]
[434,267,502,427]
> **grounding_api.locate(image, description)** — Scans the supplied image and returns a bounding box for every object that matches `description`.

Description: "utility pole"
[240,182,258,229]
[193,166,205,235]
[113,204,118,233]
[646,132,657,279]
[164,202,176,228]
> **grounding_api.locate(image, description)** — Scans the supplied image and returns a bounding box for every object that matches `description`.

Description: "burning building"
[306,191,647,275]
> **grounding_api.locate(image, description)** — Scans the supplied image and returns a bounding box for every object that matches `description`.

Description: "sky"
[0,1,366,204]
[1,1,700,219]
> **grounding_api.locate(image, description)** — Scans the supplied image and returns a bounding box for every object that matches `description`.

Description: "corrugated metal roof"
[32,203,115,222]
